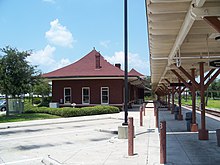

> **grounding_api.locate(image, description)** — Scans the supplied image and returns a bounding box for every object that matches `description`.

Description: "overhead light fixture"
[209,33,220,40]
[215,36,220,41]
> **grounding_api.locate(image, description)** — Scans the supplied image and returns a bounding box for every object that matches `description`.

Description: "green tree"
[0,46,40,116]
[209,79,220,99]
[33,79,51,98]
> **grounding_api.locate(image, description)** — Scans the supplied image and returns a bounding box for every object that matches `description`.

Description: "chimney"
[95,52,101,69]
[115,63,121,69]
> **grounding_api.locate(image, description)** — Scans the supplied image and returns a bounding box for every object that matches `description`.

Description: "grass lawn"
[0,113,60,123]
[206,99,220,110]
[175,97,220,111]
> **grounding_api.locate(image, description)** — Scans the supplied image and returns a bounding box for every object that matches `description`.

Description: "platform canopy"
[146,0,220,92]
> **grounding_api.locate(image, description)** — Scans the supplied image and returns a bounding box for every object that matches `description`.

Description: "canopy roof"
[146,0,220,92]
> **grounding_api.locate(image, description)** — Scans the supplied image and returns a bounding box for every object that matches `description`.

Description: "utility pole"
[123,0,128,125]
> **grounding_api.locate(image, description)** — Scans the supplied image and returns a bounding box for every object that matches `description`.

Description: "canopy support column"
[171,87,175,114]
[178,79,183,120]
[190,68,198,132]
[198,62,208,140]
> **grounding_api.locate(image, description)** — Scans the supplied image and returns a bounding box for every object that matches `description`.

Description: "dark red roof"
[128,68,144,77]
[43,49,125,78]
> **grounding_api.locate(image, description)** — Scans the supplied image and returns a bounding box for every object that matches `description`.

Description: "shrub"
[38,97,52,107]
[33,97,41,105]
[24,104,119,117]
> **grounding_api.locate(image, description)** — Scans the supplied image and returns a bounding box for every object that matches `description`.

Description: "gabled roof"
[43,49,125,78]
[129,68,144,77]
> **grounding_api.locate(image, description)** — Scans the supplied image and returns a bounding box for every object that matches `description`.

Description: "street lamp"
[122,0,128,125]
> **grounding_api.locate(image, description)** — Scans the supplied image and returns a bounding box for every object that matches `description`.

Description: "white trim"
[45,76,125,81]
[64,87,71,104]
[101,87,109,104]
[82,87,90,104]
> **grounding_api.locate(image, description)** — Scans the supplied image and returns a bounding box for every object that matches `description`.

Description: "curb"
[0,117,112,130]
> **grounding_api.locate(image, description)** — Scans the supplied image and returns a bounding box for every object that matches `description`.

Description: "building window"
[64,87,71,104]
[82,87,90,104]
[101,87,109,104]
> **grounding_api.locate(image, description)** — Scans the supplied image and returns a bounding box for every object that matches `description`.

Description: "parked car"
[0,100,6,111]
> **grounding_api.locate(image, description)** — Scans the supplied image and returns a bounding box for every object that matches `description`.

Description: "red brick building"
[43,49,145,108]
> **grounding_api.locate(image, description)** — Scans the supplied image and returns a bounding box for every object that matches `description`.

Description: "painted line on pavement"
[0,157,43,165]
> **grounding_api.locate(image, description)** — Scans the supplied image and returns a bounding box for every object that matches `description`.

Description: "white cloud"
[100,40,111,48]
[27,45,71,72]
[104,51,149,75]
[28,45,56,66]
[105,51,124,65]
[45,19,74,48]
[56,58,71,69]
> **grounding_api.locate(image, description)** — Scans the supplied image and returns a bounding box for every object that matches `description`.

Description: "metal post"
[140,106,143,126]
[123,0,128,125]
[128,117,134,156]
[143,103,146,116]
[171,87,175,114]
[191,68,198,132]
[160,121,166,164]
[199,62,209,140]
[154,102,156,116]
[168,91,170,111]
[156,107,159,128]
[178,80,183,120]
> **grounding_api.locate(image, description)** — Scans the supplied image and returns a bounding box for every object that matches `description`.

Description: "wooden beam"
[204,68,216,82]
[171,69,192,90]
[205,68,220,90]
[162,84,168,90]
[177,66,199,89]
[170,83,185,87]
[165,79,170,84]
[174,87,178,94]
[203,16,220,33]
[181,86,186,93]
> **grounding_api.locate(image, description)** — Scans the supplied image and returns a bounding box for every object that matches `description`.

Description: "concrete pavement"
[0,103,160,165]
[0,102,220,164]
[160,105,220,165]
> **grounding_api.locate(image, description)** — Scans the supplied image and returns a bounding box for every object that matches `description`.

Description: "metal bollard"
[140,106,143,126]
[154,103,156,116]
[160,121,166,164]
[217,129,220,147]
[143,103,146,116]
[128,117,134,156]
[155,108,158,128]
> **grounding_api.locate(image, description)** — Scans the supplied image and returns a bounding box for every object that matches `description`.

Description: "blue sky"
[0,0,150,75]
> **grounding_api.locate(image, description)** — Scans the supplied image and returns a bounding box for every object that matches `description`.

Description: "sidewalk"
[51,103,160,165]
[0,103,160,165]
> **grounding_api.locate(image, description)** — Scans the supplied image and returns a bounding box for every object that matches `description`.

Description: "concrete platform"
[158,104,220,165]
